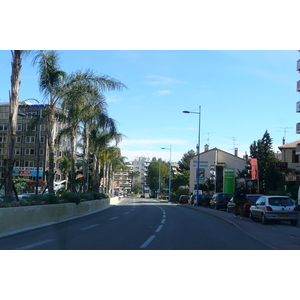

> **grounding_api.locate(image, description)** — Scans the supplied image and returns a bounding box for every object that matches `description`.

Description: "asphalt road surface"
[0,197,274,250]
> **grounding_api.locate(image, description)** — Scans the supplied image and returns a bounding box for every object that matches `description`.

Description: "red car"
[244,194,264,217]
[179,195,189,204]
[227,194,264,217]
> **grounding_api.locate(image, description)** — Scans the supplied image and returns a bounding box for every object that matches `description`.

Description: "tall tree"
[250,130,279,192]
[177,149,196,172]
[33,50,66,193]
[57,69,126,192]
[4,50,29,202]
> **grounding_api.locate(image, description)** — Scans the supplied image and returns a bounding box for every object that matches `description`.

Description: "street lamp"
[183,106,201,206]
[161,145,172,202]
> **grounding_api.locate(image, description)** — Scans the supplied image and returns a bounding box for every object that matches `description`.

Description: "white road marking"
[124,212,130,214]
[155,225,163,232]
[109,216,120,220]
[140,235,156,249]
[15,239,55,250]
[161,219,165,224]
[80,224,100,230]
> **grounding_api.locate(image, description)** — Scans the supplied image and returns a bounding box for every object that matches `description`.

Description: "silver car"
[249,196,299,226]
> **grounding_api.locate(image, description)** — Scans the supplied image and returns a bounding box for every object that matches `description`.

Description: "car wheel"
[215,205,218,210]
[249,212,254,220]
[261,213,268,225]
[290,220,298,226]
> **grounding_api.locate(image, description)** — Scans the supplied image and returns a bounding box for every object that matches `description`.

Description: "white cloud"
[121,149,185,163]
[145,75,183,86]
[156,90,173,96]
[120,139,186,147]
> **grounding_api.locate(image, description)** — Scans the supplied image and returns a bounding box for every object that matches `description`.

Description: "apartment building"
[113,162,133,194]
[0,101,71,185]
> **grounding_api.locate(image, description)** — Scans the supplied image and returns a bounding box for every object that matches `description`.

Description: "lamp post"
[161,145,172,202]
[183,106,201,206]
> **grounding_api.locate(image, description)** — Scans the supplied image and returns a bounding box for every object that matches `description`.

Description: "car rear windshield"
[219,194,232,199]
[268,198,293,206]
[247,196,261,202]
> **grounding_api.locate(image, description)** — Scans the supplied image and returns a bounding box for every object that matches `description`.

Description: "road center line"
[80,224,100,230]
[140,235,156,248]
[124,212,130,215]
[15,239,55,250]
[109,216,120,220]
[155,225,163,232]
[161,219,165,224]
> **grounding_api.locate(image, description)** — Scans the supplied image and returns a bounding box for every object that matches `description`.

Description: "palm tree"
[57,155,72,191]
[33,50,66,193]
[89,130,124,192]
[128,171,140,192]
[4,50,30,203]
[58,69,126,192]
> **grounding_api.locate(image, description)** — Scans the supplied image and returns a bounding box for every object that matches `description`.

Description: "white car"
[249,195,299,226]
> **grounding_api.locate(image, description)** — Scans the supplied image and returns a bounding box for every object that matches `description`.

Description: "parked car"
[179,195,189,204]
[249,195,299,226]
[210,193,233,210]
[189,194,210,206]
[226,194,264,217]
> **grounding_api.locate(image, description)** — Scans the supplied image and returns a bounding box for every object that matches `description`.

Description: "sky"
[1,50,300,164]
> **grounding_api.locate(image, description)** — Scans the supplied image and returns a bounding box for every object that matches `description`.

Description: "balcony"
[297,59,300,72]
[297,81,300,92]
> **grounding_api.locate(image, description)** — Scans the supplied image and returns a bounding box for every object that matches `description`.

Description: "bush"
[59,192,82,205]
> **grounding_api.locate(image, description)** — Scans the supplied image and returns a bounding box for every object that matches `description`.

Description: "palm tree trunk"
[82,123,89,193]
[5,50,22,203]
[46,104,56,193]
[70,129,77,193]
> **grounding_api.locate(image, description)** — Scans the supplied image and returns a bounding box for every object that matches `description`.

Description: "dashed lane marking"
[109,216,120,220]
[80,224,100,230]
[15,239,55,250]
[155,225,163,233]
[140,235,156,249]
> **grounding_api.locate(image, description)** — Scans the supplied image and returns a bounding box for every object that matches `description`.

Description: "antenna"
[226,136,239,154]
[202,132,215,146]
[277,127,292,142]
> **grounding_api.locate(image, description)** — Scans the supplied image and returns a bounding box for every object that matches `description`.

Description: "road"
[0,197,279,250]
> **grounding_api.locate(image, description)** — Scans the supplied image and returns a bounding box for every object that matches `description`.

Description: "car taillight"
[294,207,299,211]
[266,206,273,211]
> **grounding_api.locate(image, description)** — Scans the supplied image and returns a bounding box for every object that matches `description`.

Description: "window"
[292,150,299,163]
[25,148,35,155]
[17,124,22,131]
[15,148,21,155]
[16,136,21,143]
[0,136,6,143]
[0,125,7,131]
[40,149,44,156]
[40,136,45,143]
[26,136,35,143]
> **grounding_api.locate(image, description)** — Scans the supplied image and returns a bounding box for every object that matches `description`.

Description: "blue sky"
[0,50,299,163]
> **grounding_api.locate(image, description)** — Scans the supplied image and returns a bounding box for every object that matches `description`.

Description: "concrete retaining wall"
[0,197,120,234]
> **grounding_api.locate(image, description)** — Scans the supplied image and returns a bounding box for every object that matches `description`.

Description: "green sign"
[223,168,235,194]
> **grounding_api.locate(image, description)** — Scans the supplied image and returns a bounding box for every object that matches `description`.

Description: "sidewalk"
[180,203,300,250]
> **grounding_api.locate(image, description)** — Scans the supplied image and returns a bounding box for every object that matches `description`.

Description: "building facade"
[278,140,300,172]
[189,147,247,195]
[0,102,71,188]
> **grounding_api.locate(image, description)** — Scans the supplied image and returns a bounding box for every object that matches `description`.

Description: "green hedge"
[0,192,110,208]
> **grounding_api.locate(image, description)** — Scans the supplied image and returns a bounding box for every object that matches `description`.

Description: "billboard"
[223,168,235,194]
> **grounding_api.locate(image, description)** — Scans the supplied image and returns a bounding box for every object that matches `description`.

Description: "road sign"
[20,170,31,176]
